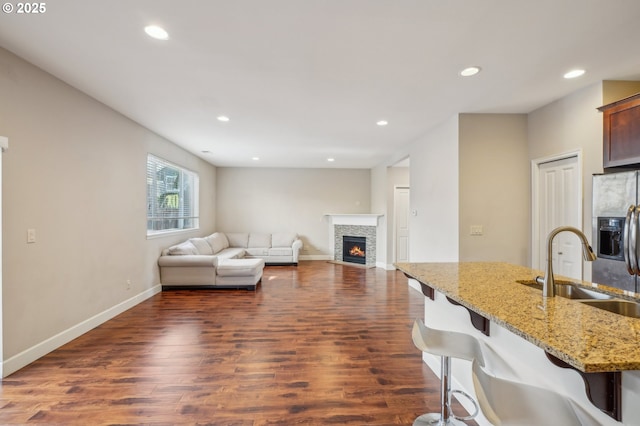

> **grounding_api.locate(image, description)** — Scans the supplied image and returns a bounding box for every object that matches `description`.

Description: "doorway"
[532,152,582,280]
[394,186,410,263]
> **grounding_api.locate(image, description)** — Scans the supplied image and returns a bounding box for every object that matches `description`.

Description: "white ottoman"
[216,258,265,290]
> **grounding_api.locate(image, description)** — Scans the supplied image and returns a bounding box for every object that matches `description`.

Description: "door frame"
[531,149,583,271]
[392,185,410,264]
[0,137,7,378]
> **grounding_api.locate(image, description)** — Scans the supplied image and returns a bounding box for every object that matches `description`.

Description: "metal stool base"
[413,412,468,426]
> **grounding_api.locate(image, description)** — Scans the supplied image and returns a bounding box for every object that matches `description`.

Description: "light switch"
[470,225,483,236]
[27,228,36,243]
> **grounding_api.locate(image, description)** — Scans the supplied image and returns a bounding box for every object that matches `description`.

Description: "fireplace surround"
[334,224,377,267]
[326,214,382,268]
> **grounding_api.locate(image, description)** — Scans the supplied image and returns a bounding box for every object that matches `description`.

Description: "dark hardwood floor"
[0,261,476,425]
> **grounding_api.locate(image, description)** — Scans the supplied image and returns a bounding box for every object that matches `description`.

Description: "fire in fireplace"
[343,236,366,264]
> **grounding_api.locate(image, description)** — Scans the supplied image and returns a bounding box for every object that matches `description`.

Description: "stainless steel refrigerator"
[592,170,640,293]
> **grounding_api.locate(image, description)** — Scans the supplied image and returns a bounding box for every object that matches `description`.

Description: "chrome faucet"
[536,226,597,298]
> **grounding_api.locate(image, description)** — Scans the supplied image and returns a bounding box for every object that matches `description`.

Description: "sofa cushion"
[249,233,272,248]
[269,247,293,256]
[205,232,229,254]
[189,237,214,255]
[272,232,297,247]
[246,247,269,257]
[215,247,246,259]
[217,258,265,277]
[226,232,249,248]
[167,241,199,255]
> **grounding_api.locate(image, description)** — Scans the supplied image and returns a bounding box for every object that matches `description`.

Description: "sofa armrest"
[158,255,217,267]
[292,239,303,262]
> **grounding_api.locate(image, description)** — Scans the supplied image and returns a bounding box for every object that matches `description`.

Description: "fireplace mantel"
[325,214,383,227]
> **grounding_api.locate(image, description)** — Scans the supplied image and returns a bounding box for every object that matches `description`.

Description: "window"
[146,154,199,235]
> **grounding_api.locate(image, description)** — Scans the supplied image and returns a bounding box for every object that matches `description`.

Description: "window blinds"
[146,154,199,234]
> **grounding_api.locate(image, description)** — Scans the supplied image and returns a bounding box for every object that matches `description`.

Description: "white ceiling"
[1,0,640,168]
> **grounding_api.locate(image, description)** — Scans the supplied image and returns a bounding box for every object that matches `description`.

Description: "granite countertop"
[395,261,640,373]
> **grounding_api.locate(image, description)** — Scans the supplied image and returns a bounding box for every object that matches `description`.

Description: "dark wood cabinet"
[598,93,640,169]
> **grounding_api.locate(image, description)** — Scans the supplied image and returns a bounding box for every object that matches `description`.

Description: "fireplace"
[343,236,366,265]
[329,214,381,268]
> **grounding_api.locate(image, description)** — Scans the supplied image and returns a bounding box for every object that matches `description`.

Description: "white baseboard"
[299,254,332,261]
[3,284,162,377]
[299,256,394,269]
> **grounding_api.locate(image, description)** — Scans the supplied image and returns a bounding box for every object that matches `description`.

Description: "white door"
[0,137,6,378]
[394,186,410,262]
[537,156,582,280]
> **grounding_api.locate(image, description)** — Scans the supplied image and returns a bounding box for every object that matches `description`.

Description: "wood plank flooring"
[0,261,476,425]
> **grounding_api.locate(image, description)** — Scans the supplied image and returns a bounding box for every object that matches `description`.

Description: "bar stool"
[411,318,484,426]
[471,358,598,425]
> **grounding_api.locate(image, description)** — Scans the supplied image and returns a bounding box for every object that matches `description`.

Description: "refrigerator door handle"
[629,205,640,276]
[625,205,636,275]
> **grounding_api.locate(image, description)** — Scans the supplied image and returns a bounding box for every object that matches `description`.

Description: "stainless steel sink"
[517,279,640,318]
[579,300,640,319]
[516,280,613,300]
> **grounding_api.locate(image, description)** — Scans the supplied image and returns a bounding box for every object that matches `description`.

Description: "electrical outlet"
[126,279,131,290]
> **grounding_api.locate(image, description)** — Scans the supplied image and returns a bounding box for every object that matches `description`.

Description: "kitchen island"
[396,262,640,426]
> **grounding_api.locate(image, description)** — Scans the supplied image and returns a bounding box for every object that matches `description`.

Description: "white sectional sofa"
[158,231,302,290]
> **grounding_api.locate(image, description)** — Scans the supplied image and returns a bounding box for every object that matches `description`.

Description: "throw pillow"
[167,241,198,255]
[225,232,249,248]
[205,232,229,254]
[189,237,214,255]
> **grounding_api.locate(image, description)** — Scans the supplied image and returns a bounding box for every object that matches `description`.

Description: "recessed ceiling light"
[564,69,585,79]
[327,158,335,162]
[217,116,230,122]
[376,120,388,126]
[252,157,260,161]
[460,66,481,77]
[144,25,169,40]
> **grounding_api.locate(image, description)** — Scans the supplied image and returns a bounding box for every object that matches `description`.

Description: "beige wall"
[528,82,603,280]
[369,162,411,269]
[602,80,640,105]
[0,47,216,368]
[526,81,640,280]
[370,164,388,266]
[215,167,370,257]
[383,82,638,271]
[3,36,635,375]
[407,115,460,262]
[458,114,529,265]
